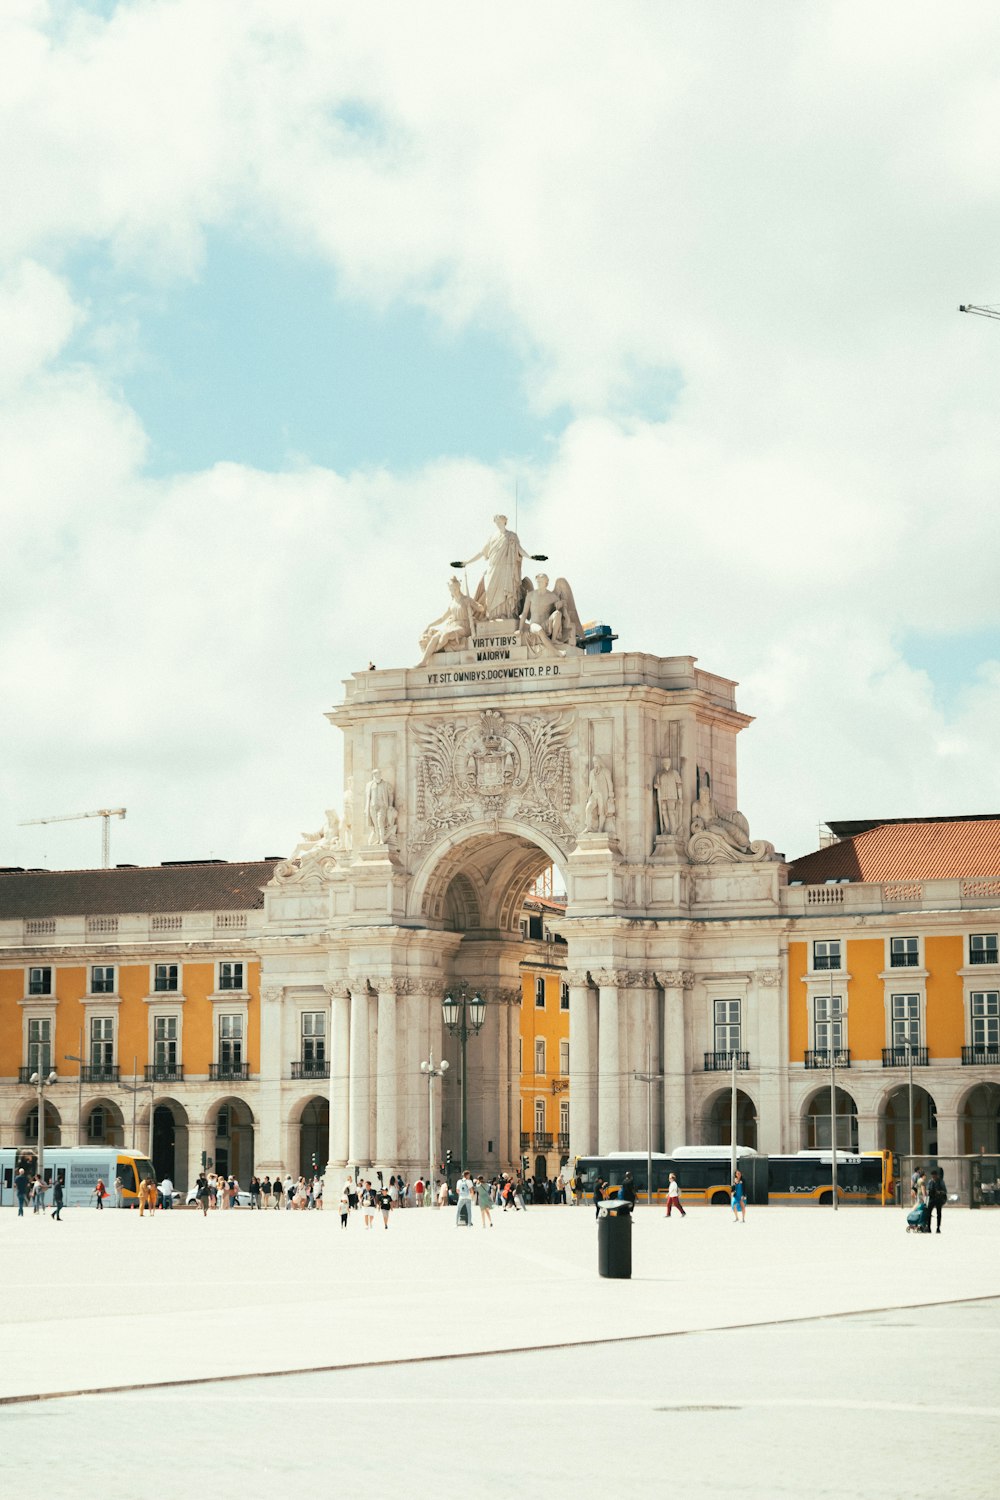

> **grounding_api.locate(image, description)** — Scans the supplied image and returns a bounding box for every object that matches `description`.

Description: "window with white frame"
[302,1011,326,1063]
[27,1017,52,1074]
[813,939,841,971]
[560,982,569,1010]
[559,1099,569,1137]
[90,965,115,994]
[87,1105,106,1142]
[28,966,52,996]
[535,976,546,1008]
[219,1014,243,1066]
[534,1038,546,1074]
[534,1098,546,1134]
[971,992,1000,1051]
[891,994,920,1049]
[559,1038,570,1074]
[218,961,244,991]
[970,934,999,966]
[814,994,844,1052]
[713,999,741,1054]
[90,1015,114,1068]
[890,936,920,969]
[154,1015,178,1069]
[154,963,179,992]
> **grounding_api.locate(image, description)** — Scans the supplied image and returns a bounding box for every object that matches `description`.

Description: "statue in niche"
[457,514,544,621]
[364,768,397,845]
[519,573,583,653]
[418,576,485,664]
[688,782,776,864]
[654,757,683,836]
[585,756,616,833]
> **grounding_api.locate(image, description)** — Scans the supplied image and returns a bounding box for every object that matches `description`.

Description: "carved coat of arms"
[411,709,575,850]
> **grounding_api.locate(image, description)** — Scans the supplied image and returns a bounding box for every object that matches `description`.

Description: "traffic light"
[311,1152,317,1173]
[521,1154,529,1177]
[200,1151,207,1169]
[445,1149,453,1174]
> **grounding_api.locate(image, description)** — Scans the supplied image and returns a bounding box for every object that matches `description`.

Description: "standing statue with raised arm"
[459,514,540,621]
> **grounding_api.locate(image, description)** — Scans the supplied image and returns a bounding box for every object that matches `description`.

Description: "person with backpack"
[927,1169,947,1233]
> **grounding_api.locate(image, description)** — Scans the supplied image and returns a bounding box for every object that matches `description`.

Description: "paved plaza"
[1,1202,997,1498]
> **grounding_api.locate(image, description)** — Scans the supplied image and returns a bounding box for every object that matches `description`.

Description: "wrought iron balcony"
[209,1062,249,1081]
[881,1047,928,1068]
[703,1051,750,1071]
[804,1049,851,1069]
[82,1064,120,1083]
[969,948,999,965]
[889,952,920,968]
[813,955,841,971]
[558,1132,570,1151]
[532,1132,553,1149]
[519,1132,530,1150]
[962,1045,1000,1065]
[144,1064,184,1082]
[291,1060,330,1079]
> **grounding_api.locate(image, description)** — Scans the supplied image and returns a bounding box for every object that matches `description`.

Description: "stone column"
[657,971,690,1154]
[375,978,403,1173]
[328,982,350,1171]
[255,985,286,1177]
[347,977,372,1170]
[623,972,661,1150]
[934,1109,960,1158]
[856,1110,880,1153]
[567,970,596,1161]
[595,969,622,1154]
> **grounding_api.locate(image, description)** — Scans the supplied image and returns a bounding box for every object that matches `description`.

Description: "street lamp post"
[29,1069,58,1181]
[441,986,487,1174]
[419,1051,449,1203]
[65,1029,84,1145]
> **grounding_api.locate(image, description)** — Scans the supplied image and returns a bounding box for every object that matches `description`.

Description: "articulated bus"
[575,1148,896,1207]
[0,1146,156,1209]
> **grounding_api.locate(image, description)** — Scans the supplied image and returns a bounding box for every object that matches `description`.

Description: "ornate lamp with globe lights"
[441,986,487,1174]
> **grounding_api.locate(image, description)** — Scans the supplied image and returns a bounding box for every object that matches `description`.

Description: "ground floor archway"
[801,1086,859,1151]
[703,1088,757,1149]
[880,1085,937,1155]
[958,1082,1000,1154]
[152,1100,190,1187]
[208,1097,255,1182]
[82,1098,124,1148]
[298,1096,329,1177]
[18,1100,61,1149]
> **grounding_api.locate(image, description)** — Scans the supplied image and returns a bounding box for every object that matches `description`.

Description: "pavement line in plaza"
[1,1292,997,1409]
[100,1394,1000,1417]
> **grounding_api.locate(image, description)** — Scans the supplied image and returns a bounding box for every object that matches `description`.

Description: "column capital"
[324,981,351,1002]
[347,975,372,995]
[374,976,410,995]
[656,970,695,989]
[489,986,521,1007]
[593,968,627,988]
[565,969,592,988]
[412,978,443,997]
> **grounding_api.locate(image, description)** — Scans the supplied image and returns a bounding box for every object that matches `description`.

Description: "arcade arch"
[800,1086,859,1151]
[17,1098,61,1148]
[958,1082,1000,1155]
[151,1099,189,1187]
[703,1088,758,1149]
[82,1098,125,1147]
[207,1097,255,1182]
[879,1084,938,1155]
[296,1095,330,1178]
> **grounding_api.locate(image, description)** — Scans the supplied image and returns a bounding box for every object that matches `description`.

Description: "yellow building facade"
[517,896,570,1179]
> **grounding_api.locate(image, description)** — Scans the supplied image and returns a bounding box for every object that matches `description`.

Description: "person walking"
[361,1180,376,1229]
[620,1172,637,1209]
[436,1179,449,1208]
[113,1174,124,1210]
[339,1181,351,1228]
[475,1177,493,1228]
[377,1183,393,1228]
[260,1175,272,1209]
[14,1166,28,1217]
[271,1175,283,1211]
[731,1169,747,1223]
[94,1178,107,1210]
[455,1170,474,1227]
[51,1176,64,1221]
[594,1179,605,1219]
[32,1175,46,1214]
[414,1177,425,1208]
[249,1175,261,1210]
[665,1172,686,1218]
[283,1173,294,1209]
[195,1173,210,1216]
[928,1168,947,1233]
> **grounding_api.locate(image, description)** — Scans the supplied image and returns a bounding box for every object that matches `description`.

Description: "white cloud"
[2,2,1000,869]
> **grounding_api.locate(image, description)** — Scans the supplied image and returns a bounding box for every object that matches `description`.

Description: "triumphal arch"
[262,515,785,1177]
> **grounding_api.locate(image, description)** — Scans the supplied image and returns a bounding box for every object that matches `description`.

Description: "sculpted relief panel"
[410,708,576,852]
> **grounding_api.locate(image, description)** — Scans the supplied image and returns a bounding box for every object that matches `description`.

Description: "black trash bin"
[597,1201,632,1279]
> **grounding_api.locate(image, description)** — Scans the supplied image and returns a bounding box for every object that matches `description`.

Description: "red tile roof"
[789,817,1000,884]
[0,861,282,919]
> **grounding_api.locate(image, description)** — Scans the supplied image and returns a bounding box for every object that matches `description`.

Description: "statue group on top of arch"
[418,514,584,663]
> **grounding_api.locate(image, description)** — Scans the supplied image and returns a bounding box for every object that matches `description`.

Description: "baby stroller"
[906,1202,930,1233]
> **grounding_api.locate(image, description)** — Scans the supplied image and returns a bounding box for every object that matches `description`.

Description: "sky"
[3,0,1000,874]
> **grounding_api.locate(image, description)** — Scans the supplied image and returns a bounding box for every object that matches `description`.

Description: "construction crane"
[959,304,1000,321]
[20,808,126,868]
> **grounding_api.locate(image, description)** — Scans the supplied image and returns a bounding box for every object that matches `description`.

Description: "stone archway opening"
[880,1085,937,1155]
[958,1082,1000,1154]
[801,1087,859,1151]
[298,1096,330,1177]
[151,1099,189,1187]
[703,1088,757,1149]
[18,1099,61,1149]
[82,1098,125,1148]
[412,823,569,1175]
[209,1097,255,1182]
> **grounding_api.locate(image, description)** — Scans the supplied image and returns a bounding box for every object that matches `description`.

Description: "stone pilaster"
[567,969,596,1161]
[657,971,692,1153]
[375,978,407,1172]
[327,982,351,1170]
[594,969,623,1153]
[347,976,372,1170]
